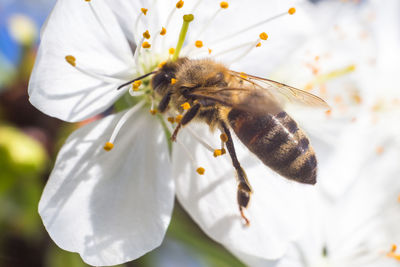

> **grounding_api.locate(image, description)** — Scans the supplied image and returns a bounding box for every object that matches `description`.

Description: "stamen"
[186,126,214,153]
[387,244,400,261]
[209,7,296,46]
[64,55,123,84]
[208,48,212,54]
[142,41,151,48]
[158,61,167,68]
[169,47,175,55]
[175,114,183,123]
[227,32,269,64]
[141,8,148,15]
[65,55,76,67]
[195,40,204,48]
[143,30,151,39]
[132,80,142,91]
[181,102,191,110]
[167,117,175,123]
[172,14,194,61]
[171,78,177,84]
[220,1,229,8]
[213,149,223,157]
[103,142,114,151]
[150,109,157,115]
[220,133,228,142]
[176,0,184,8]
[160,27,167,35]
[105,101,145,149]
[196,167,205,175]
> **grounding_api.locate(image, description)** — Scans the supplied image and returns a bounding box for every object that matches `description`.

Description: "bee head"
[151,58,188,95]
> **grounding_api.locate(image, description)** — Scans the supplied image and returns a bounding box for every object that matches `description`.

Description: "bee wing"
[230,71,330,110]
[189,87,283,115]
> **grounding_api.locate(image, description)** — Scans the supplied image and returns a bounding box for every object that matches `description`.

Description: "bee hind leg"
[171,103,201,142]
[220,122,252,226]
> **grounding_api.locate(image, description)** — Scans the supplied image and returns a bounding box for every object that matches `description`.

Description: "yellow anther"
[132,80,142,91]
[213,149,222,157]
[220,1,229,8]
[288,7,296,15]
[167,117,175,123]
[220,133,228,143]
[387,244,400,261]
[239,72,248,79]
[181,102,191,110]
[221,148,226,155]
[142,41,151,49]
[65,55,76,67]
[195,40,203,48]
[170,78,177,85]
[160,27,167,35]
[169,47,175,55]
[176,0,184,8]
[376,146,384,155]
[398,194,400,202]
[183,14,194,22]
[150,109,157,115]
[158,61,167,68]
[196,167,205,175]
[103,142,114,151]
[175,114,183,123]
[141,8,148,15]
[84,0,91,2]
[259,32,268,40]
[143,30,151,39]
[256,42,261,47]
[208,48,212,54]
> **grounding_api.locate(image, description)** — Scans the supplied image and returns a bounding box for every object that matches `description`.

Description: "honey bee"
[122,57,329,225]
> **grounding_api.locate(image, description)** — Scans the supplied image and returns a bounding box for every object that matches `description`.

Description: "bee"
[123,57,329,225]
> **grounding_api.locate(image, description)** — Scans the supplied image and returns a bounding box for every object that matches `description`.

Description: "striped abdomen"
[228,109,317,184]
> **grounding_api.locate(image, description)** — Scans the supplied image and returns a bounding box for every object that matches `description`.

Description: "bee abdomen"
[228,109,317,185]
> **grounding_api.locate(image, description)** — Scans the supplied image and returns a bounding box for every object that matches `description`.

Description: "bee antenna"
[117,71,156,90]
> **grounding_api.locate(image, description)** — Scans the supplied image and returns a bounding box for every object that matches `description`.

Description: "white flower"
[27,0,338,266]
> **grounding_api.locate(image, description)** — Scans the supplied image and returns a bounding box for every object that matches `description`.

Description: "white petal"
[39,108,174,266]
[173,122,312,260]
[29,0,137,122]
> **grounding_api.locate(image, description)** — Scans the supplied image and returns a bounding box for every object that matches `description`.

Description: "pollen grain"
[196,167,205,175]
[65,55,76,67]
[195,40,203,48]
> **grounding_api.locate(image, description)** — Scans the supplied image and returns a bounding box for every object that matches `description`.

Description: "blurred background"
[0,0,246,266]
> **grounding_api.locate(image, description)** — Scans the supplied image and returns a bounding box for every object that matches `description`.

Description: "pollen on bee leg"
[196,167,205,175]
[181,102,191,110]
[103,142,114,151]
[65,55,76,67]
[170,78,177,85]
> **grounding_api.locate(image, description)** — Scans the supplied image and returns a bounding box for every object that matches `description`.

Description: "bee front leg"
[158,91,172,113]
[171,103,201,142]
[220,122,252,226]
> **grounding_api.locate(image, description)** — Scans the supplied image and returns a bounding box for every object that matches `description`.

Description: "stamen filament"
[107,101,145,146]
[172,14,194,61]
[209,9,292,46]
[186,126,214,153]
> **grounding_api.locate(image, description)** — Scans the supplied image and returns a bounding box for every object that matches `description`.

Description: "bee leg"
[171,103,201,142]
[220,122,252,226]
[158,91,172,113]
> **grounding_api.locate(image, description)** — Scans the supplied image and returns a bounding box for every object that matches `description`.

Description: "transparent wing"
[189,87,283,115]
[230,70,330,109]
